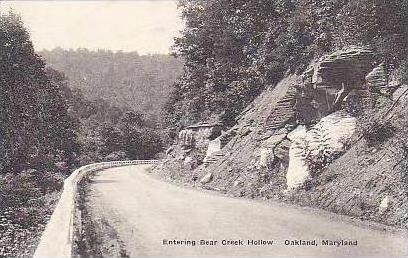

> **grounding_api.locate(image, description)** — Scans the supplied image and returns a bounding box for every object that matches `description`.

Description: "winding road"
[84,165,408,257]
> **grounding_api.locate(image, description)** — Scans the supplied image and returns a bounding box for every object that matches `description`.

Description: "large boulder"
[366,63,388,95]
[312,48,375,87]
[286,112,357,189]
[178,129,194,147]
[257,131,288,169]
[200,172,213,184]
[297,48,376,124]
[183,156,198,170]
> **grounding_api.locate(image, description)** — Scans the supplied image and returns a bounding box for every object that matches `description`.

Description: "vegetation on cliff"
[155,0,408,230]
[165,0,408,129]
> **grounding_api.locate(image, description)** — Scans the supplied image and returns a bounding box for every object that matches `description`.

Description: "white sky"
[0,0,183,54]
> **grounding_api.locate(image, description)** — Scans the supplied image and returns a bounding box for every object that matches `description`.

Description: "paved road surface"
[85,165,408,257]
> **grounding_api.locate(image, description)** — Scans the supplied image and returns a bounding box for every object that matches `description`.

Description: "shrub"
[0,169,64,208]
[359,119,395,146]
[398,60,408,84]
[104,151,127,161]
[34,171,64,194]
[0,171,41,208]
[295,127,335,177]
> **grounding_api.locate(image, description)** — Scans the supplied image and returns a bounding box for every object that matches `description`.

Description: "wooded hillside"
[40,48,184,121]
[165,0,408,129]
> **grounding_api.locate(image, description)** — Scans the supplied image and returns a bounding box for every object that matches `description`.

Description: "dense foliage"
[0,12,79,175]
[48,70,164,164]
[0,11,167,256]
[0,12,77,256]
[165,0,408,129]
[0,11,168,180]
[40,48,183,122]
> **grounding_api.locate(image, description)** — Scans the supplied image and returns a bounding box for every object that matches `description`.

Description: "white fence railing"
[33,160,159,258]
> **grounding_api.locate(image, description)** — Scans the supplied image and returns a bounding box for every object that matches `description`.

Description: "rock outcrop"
[178,129,194,147]
[297,48,376,124]
[154,47,407,229]
[264,87,297,131]
[200,172,213,184]
[366,63,389,95]
[286,112,357,189]
[178,123,223,149]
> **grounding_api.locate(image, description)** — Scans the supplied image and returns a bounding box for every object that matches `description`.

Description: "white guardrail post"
[33,160,158,258]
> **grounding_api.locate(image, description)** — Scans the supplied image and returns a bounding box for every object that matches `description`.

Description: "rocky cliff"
[154,47,408,229]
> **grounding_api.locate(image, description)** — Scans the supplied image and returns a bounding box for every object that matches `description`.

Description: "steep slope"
[155,47,408,229]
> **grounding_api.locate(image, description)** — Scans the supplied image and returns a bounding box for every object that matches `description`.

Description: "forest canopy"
[40,48,184,122]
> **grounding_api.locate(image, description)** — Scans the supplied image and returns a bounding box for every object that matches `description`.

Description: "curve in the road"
[84,165,408,257]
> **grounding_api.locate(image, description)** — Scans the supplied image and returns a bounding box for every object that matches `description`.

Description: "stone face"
[203,130,234,165]
[274,139,291,162]
[178,129,194,147]
[257,132,288,169]
[286,112,357,189]
[379,196,391,214]
[257,148,274,169]
[366,63,388,95]
[262,133,287,148]
[312,48,375,87]
[297,48,376,124]
[264,86,297,131]
[204,138,222,161]
[183,156,197,170]
[178,123,223,151]
[200,172,213,184]
[286,125,310,189]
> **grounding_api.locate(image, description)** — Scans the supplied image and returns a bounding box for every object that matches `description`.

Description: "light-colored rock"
[379,196,391,214]
[258,148,274,169]
[183,156,197,170]
[178,129,194,147]
[204,138,222,162]
[200,172,213,184]
[257,132,288,169]
[165,146,174,155]
[286,113,357,189]
[366,63,388,95]
[184,123,223,149]
[233,180,242,187]
[286,125,309,189]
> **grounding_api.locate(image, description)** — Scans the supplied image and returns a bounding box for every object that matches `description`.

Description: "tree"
[165,0,408,132]
[0,11,79,174]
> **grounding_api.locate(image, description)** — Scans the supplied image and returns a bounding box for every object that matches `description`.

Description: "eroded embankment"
[154,48,408,229]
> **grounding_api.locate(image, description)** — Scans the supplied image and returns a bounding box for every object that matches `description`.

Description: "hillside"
[40,48,184,121]
[0,12,79,256]
[164,0,408,128]
[155,0,408,229]
[0,12,171,256]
